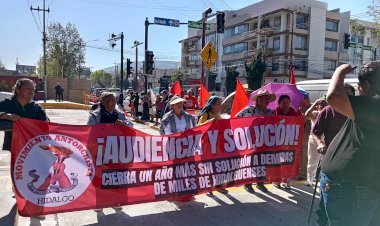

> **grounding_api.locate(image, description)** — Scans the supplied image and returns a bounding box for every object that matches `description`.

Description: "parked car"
[296,78,359,102]
[0,92,13,101]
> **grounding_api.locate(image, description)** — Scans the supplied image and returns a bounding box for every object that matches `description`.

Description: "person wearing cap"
[159,95,196,202]
[87,92,132,127]
[184,89,198,109]
[235,89,276,193]
[159,95,196,135]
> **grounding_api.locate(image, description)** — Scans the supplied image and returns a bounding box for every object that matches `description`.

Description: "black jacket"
[0,96,48,151]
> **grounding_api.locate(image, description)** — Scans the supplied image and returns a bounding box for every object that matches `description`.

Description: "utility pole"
[289,6,305,81]
[144,18,150,94]
[201,8,212,85]
[132,41,143,92]
[30,0,50,102]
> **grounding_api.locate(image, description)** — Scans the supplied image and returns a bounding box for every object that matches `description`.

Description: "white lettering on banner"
[207,130,218,154]
[96,135,203,166]
[95,121,301,166]
[102,171,136,186]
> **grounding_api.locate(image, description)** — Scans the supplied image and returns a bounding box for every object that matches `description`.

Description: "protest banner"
[11,116,303,216]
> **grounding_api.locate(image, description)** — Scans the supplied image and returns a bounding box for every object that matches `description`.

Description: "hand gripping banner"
[11,116,303,216]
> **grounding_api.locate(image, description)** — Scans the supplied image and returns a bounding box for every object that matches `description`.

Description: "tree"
[368,2,380,42]
[38,22,85,78]
[171,70,185,84]
[245,51,267,91]
[90,70,113,88]
[224,66,239,95]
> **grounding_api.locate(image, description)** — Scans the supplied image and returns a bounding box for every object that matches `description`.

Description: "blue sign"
[154,17,180,27]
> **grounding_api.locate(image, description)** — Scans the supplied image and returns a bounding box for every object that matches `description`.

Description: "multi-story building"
[347,19,380,74]
[179,0,360,88]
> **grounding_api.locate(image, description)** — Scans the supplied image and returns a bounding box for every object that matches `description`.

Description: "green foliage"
[367,3,380,43]
[224,67,239,95]
[171,70,185,84]
[90,70,113,88]
[37,22,85,78]
[245,52,266,91]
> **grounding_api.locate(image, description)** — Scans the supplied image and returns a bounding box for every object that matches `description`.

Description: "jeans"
[319,172,380,226]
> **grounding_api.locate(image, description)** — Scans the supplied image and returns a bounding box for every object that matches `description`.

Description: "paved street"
[1,109,319,226]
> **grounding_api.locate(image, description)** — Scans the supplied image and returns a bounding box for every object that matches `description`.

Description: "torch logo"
[14,134,94,207]
[27,145,78,195]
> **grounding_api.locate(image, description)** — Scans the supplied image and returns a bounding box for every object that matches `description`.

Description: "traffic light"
[216,12,225,33]
[126,58,133,76]
[344,33,351,49]
[145,50,154,75]
[109,33,117,48]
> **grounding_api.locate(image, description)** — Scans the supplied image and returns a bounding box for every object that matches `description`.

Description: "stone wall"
[47,78,91,103]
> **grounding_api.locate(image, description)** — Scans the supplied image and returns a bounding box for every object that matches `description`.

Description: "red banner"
[11,116,303,216]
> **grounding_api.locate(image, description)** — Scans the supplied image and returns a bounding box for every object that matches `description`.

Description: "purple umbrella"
[248,83,304,111]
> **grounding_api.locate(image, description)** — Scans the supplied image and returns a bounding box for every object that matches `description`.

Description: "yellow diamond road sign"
[200,42,218,70]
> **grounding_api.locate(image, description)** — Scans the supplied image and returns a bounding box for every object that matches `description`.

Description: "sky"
[0,0,376,71]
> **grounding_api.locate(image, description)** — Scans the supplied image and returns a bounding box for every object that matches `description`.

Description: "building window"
[326,20,339,32]
[272,58,280,71]
[261,19,270,28]
[273,37,280,51]
[293,58,307,71]
[296,14,308,30]
[295,36,307,50]
[351,36,364,44]
[223,43,248,54]
[253,22,258,30]
[206,34,216,44]
[224,24,248,38]
[274,16,281,29]
[371,31,377,39]
[324,60,336,71]
[325,40,338,51]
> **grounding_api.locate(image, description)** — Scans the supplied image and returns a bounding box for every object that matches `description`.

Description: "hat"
[251,89,276,102]
[169,95,185,105]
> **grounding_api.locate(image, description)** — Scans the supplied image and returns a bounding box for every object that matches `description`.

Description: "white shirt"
[174,115,187,133]
[163,114,188,135]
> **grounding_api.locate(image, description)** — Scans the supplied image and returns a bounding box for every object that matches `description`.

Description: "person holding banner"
[235,89,276,193]
[159,95,196,201]
[273,95,299,189]
[87,92,132,127]
[197,96,228,196]
[159,95,196,136]
[0,78,49,151]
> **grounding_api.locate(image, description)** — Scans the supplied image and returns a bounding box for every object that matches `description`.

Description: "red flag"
[289,65,296,84]
[170,81,182,96]
[231,79,249,118]
[199,84,210,109]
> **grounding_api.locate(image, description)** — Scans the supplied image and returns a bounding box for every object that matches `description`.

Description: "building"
[180,0,365,87]
[16,64,36,75]
[347,19,379,74]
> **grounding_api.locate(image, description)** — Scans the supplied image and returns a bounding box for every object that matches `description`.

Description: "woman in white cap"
[159,95,196,202]
[235,89,276,194]
[159,95,196,135]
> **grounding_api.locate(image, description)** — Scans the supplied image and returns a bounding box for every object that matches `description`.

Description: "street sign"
[154,17,180,27]
[348,43,374,51]
[188,21,211,30]
[200,42,218,70]
[362,45,373,51]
